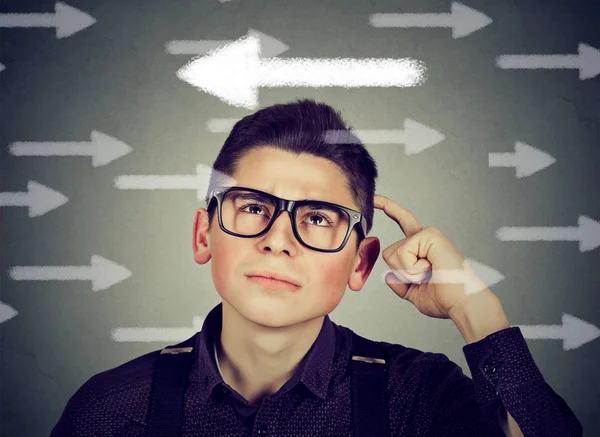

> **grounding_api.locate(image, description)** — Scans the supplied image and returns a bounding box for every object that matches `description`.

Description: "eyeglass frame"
[207,185,367,253]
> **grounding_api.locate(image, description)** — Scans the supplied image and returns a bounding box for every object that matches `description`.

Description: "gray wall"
[1,0,598,435]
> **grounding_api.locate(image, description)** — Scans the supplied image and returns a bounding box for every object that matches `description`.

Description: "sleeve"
[426,326,583,437]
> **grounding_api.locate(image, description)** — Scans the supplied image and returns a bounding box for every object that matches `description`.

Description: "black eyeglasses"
[207,186,367,253]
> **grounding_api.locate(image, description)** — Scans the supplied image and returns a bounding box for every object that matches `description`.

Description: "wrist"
[449,291,510,344]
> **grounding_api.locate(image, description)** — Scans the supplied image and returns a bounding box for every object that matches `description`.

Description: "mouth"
[246,275,301,291]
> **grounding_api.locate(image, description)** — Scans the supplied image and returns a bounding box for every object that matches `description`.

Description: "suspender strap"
[145,334,197,437]
[351,331,390,437]
[145,331,390,436]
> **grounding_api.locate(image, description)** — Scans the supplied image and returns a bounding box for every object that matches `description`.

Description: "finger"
[373,194,422,238]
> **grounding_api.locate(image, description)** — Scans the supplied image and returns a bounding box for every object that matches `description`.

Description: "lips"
[245,271,300,287]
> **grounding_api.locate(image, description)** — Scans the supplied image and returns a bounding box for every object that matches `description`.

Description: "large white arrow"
[0,63,5,73]
[8,255,131,292]
[381,258,504,296]
[176,32,426,109]
[112,316,204,342]
[0,181,68,217]
[496,215,600,252]
[0,2,95,39]
[166,29,288,58]
[496,42,600,80]
[9,131,132,167]
[114,164,237,201]
[489,141,556,178]
[514,314,600,351]
[369,2,492,39]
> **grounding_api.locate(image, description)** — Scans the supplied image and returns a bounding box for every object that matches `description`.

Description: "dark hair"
[204,98,378,252]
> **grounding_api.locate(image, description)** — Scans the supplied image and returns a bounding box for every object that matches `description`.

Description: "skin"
[192,146,381,406]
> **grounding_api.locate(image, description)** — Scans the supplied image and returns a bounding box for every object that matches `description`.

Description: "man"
[50,99,582,436]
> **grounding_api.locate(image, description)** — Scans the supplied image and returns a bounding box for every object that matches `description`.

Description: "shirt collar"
[188,302,336,403]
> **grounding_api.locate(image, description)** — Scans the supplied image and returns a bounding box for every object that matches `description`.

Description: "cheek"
[318,261,350,306]
[210,238,241,294]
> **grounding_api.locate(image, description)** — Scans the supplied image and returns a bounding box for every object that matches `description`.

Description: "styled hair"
[204,98,378,252]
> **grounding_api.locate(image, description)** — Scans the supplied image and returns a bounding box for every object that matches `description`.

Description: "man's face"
[193,146,380,328]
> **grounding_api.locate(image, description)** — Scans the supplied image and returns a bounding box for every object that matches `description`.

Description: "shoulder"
[338,324,470,389]
[65,347,163,428]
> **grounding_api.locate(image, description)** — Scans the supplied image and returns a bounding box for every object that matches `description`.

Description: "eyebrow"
[232,190,340,208]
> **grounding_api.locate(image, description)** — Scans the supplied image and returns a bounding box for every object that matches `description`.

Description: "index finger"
[373,194,423,238]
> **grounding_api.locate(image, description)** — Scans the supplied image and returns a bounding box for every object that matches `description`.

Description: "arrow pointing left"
[0,2,95,39]
[0,181,68,217]
[177,32,427,109]
[8,255,132,292]
[9,131,133,167]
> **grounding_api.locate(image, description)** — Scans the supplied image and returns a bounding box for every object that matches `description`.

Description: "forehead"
[230,147,357,209]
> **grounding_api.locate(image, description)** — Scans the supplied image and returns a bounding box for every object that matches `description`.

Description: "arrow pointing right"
[369,2,493,39]
[9,131,132,167]
[0,2,96,39]
[496,42,600,80]
[8,255,131,292]
[323,119,445,155]
[514,314,600,350]
[166,29,289,58]
[0,63,5,73]
[0,181,68,217]
[496,215,600,252]
[489,141,556,178]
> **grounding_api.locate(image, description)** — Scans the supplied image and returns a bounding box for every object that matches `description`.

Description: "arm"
[436,292,584,437]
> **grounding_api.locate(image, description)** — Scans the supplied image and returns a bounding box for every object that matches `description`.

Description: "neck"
[216,300,325,404]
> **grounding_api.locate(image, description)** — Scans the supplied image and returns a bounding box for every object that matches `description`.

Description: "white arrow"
[0,2,96,39]
[514,314,600,351]
[9,131,132,167]
[369,2,492,39]
[176,32,426,109]
[0,301,19,324]
[496,42,600,80]
[497,215,600,252]
[112,316,204,342]
[381,258,504,296]
[8,255,131,292]
[166,29,288,58]
[0,181,68,217]
[114,164,237,201]
[323,119,445,155]
[489,141,556,178]
[0,63,5,73]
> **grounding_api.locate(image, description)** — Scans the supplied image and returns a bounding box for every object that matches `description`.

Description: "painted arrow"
[0,181,68,217]
[323,119,445,155]
[514,314,600,351]
[381,258,504,296]
[166,29,288,58]
[114,164,237,201]
[0,2,95,39]
[176,32,426,109]
[496,42,600,80]
[496,215,600,252]
[8,255,131,292]
[0,63,5,73]
[9,131,132,167]
[489,141,556,178]
[112,316,204,342]
[0,301,18,325]
[369,2,492,39]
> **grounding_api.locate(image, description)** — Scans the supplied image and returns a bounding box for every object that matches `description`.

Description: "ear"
[193,208,212,264]
[348,236,380,292]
